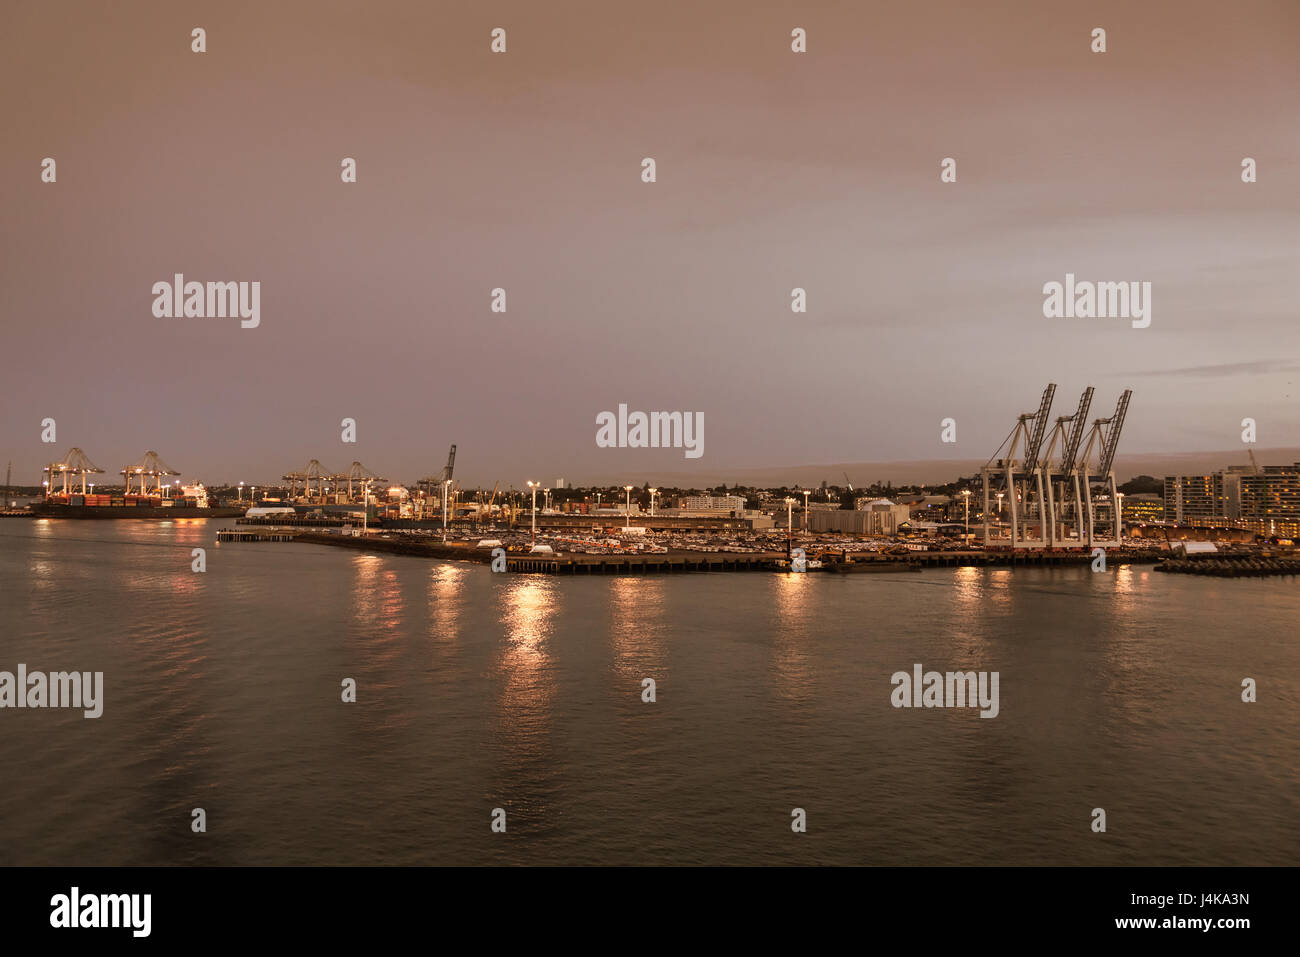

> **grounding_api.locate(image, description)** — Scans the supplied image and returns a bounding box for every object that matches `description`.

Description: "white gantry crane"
[982,385,1132,549]
[121,450,181,496]
[45,448,106,497]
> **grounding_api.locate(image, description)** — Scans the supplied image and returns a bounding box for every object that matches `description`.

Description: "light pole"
[802,489,810,531]
[442,479,452,542]
[1115,491,1125,539]
[962,489,971,539]
[527,481,538,544]
[624,486,633,528]
[544,488,550,511]
[996,491,1003,518]
[238,481,244,502]
[784,497,796,554]
[649,487,658,517]
[361,480,370,535]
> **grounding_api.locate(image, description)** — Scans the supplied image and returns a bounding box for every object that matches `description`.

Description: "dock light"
[802,489,811,532]
[962,489,971,537]
[442,478,452,543]
[649,487,658,517]
[527,481,539,543]
[624,486,634,528]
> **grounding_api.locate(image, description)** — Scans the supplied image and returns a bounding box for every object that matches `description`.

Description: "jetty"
[217,529,301,542]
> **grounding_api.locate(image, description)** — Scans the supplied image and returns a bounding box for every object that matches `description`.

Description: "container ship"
[31,484,245,519]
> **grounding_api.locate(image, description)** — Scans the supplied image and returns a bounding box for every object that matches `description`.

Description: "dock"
[217,529,302,542]
[507,553,777,574]
[237,516,347,527]
[288,532,1169,575]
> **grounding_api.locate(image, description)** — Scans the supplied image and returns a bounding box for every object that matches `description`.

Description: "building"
[1240,465,1300,535]
[1121,493,1164,524]
[1165,463,1300,535]
[810,499,910,535]
[678,495,746,513]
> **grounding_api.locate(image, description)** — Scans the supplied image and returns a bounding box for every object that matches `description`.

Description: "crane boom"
[439,444,457,483]
[1098,390,1131,478]
[1023,383,1056,472]
[1060,387,1094,473]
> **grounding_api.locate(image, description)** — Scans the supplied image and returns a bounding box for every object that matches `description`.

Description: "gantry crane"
[983,385,1132,549]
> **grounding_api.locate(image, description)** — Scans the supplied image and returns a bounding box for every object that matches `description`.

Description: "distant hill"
[578,448,1300,489]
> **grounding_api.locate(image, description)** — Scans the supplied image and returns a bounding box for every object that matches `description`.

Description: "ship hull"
[30,504,245,519]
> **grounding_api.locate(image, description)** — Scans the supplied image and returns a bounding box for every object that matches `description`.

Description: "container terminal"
[11,385,1300,573]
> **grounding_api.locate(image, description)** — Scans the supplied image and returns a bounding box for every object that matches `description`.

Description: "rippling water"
[1,519,1296,865]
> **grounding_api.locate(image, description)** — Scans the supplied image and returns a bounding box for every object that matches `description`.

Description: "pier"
[237,516,347,527]
[217,529,302,542]
[289,532,1167,575]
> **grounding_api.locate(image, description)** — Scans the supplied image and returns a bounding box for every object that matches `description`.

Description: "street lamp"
[784,497,796,552]
[527,480,538,544]
[624,486,634,528]
[238,481,244,502]
[443,478,452,542]
[962,489,971,538]
[649,487,658,517]
[802,489,811,532]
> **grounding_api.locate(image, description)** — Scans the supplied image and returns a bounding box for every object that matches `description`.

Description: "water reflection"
[949,567,995,663]
[491,579,560,826]
[608,578,666,682]
[352,555,404,635]
[769,574,813,701]
[428,563,466,643]
[498,579,557,708]
[348,554,408,731]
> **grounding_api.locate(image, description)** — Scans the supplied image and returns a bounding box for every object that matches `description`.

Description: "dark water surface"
[1,520,1296,865]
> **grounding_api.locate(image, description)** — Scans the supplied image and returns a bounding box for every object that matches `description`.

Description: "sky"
[2,0,1298,489]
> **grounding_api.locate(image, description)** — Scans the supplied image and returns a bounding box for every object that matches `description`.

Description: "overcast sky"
[2,0,1297,488]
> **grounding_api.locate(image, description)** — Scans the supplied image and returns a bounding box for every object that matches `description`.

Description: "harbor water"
[1,519,1296,865]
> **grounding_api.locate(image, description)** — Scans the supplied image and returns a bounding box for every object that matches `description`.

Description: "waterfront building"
[1164,463,1300,535]
[678,495,746,513]
[811,499,910,535]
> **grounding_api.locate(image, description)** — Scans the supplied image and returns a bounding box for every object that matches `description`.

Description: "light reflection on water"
[608,577,666,684]
[769,573,814,701]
